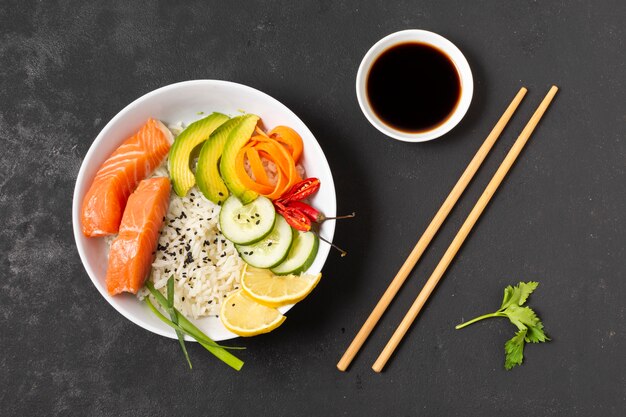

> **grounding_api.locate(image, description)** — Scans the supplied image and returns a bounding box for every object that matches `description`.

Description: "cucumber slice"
[271,230,319,275]
[219,196,275,245]
[236,216,294,269]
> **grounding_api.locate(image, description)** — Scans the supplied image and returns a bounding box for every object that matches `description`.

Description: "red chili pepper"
[280,177,320,202]
[283,200,357,224]
[284,200,322,222]
[276,206,311,232]
[273,199,287,212]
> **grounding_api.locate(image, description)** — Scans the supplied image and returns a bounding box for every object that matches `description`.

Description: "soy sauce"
[366,42,461,133]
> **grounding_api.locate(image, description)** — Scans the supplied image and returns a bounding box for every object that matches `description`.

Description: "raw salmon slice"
[106,177,171,295]
[81,118,172,237]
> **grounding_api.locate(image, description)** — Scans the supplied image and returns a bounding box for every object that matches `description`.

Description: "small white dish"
[356,29,473,142]
[73,80,336,341]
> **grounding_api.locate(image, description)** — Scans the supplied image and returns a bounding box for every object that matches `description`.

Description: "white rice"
[136,181,244,318]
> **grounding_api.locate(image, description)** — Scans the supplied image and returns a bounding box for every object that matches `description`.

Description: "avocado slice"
[168,112,229,197]
[220,114,260,204]
[196,116,246,204]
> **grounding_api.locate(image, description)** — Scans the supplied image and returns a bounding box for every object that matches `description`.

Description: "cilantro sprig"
[456,281,549,370]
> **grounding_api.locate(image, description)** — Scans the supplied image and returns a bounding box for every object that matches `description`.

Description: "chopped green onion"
[146,283,243,349]
[145,298,241,349]
[167,276,192,369]
[145,282,244,370]
[145,299,244,371]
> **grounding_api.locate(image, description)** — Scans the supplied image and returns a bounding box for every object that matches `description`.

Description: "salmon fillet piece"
[106,177,171,295]
[81,118,172,237]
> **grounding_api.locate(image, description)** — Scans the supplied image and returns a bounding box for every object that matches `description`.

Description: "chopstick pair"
[337,85,559,373]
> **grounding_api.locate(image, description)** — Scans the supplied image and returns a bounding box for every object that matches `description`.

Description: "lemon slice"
[241,265,322,308]
[220,290,286,337]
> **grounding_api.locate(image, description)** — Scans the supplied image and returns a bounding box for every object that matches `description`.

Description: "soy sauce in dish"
[366,42,461,133]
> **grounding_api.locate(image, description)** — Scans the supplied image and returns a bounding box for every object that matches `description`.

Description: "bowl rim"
[72,79,336,341]
[355,29,474,143]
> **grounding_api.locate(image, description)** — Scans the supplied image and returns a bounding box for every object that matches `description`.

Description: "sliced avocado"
[220,114,260,204]
[168,112,229,196]
[196,116,245,204]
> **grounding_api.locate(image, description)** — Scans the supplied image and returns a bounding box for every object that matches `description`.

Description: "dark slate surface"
[1,1,625,416]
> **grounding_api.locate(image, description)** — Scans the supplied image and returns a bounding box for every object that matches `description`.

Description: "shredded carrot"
[245,147,271,186]
[253,141,295,197]
[255,127,270,138]
[235,148,273,194]
[234,124,305,200]
[268,126,303,162]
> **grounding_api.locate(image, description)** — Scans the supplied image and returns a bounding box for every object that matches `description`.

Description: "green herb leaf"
[504,329,527,370]
[516,281,539,306]
[505,305,540,331]
[525,321,549,343]
[456,281,549,370]
[500,281,539,310]
[166,276,192,369]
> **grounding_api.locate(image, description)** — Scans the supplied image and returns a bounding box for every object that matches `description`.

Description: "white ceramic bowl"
[356,29,473,142]
[73,80,336,341]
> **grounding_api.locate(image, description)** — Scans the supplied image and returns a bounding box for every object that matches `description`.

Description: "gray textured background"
[1,1,625,416]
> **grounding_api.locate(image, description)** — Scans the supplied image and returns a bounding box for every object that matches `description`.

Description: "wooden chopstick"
[336,87,528,371]
[372,85,559,372]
